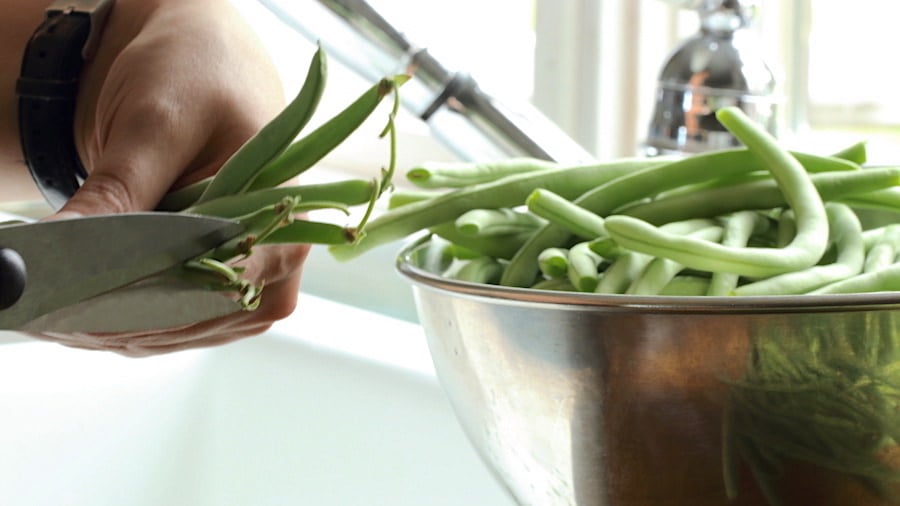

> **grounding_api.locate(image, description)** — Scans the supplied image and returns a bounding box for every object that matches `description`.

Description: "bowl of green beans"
[396,237,900,506]
[329,107,900,505]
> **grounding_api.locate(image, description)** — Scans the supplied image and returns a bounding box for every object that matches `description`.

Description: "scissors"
[0,213,245,334]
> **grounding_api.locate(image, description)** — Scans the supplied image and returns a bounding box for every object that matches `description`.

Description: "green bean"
[590,218,719,259]
[829,140,868,164]
[707,212,767,296]
[195,45,328,204]
[500,147,776,287]
[620,166,900,226]
[592,219,720,294]
[262,220,359,245]
[627,226,723,295]
[531,277,576,291]
[429,223,531,260]
[158,177,212,211]
[406,158,558,188]
[455,208,545,236]
[660,276,711,296]
[775,209,797,248]
[329,157,666,261]
[246,75,408,192]
[600,107,829,278]
[864,225,900,273]
[594,251,653,294]
[538,247,569,279]
[441,242,483,260]
[734,203,864,295]
[653,149,862,202]
[811,262,900,294]
[388,189,442,209]
[185,179,376,218]
[526,188,607,240]
[567,242,603,292]
[448,256,505,284]
[839,187,900,212]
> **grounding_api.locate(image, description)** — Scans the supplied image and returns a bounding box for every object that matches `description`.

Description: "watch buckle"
[46,0,115,59]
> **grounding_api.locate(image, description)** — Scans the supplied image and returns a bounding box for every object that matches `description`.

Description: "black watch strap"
[16,0,114,210]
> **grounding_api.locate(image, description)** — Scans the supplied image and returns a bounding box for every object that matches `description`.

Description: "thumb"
[56,171,147,217]
[58,113,205,217]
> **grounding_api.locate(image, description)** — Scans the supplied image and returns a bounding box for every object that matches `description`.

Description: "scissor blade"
[21,272,242,333]
[0,213,243,329]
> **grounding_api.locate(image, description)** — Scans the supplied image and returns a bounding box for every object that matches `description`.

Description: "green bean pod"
[330,157,667,261]
[620,167,900,226]
[526,188,607,240]
[594,252,653,294]
[195,45,328,204]
[538,247,570,279]
[660,276,711,296]
[707,212,768,296]
[406,158,559,189]
[185,179,376,218]
[429,223,531,260]
[863,224,900,273]
[501,147,775,287]
[599,107,830,279]
[811,262,900,294]
[246,75,409,192]
[448,256,505,284]
[262,220,359,245]
[567,242,603,292]
[455,208,545,236]
[626,226,723,295]
[733,203,864,295]
[388,189,442,209]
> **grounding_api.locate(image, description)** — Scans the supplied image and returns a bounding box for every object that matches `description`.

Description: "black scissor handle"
[0,248,26,310]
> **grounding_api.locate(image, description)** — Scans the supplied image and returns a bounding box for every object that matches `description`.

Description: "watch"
[16,0,114,210]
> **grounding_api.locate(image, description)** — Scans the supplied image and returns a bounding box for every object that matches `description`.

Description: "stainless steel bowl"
[396,237,900,506]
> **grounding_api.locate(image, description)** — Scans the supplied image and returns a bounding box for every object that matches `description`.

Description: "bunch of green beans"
[160,45,406,308]
[331,106,900,297]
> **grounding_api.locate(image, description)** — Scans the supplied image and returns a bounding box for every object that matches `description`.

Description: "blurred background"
[233,0,900,168]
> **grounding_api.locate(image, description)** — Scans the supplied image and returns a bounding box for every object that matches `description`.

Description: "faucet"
[643,0,779,156]
[257,0,595,164]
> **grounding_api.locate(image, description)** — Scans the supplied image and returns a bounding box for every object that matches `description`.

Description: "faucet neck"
[698,0,756,35]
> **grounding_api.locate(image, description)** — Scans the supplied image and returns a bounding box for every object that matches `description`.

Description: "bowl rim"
[395,236,900,314]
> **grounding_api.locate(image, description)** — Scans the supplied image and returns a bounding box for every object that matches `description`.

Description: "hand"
[31,0,310,356]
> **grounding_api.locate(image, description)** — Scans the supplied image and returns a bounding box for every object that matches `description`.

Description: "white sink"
[0,294,516,506]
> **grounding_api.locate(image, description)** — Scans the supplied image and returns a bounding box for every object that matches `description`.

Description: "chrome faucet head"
[644,0,777,155]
